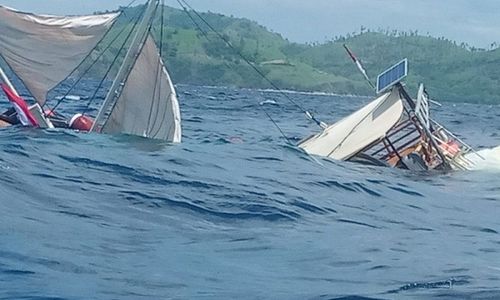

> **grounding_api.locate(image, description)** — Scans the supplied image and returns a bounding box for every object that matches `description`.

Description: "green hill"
[98,5,500,103]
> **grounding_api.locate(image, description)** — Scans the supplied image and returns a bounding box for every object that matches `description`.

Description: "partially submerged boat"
[0,0,181,142]
[298,59,483,171]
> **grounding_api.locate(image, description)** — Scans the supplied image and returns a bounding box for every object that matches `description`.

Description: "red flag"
[1,83,39,127]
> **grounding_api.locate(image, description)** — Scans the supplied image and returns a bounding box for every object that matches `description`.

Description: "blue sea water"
[0,85,500,299]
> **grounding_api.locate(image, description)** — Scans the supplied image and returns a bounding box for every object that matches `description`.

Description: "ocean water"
[0,85,500,300]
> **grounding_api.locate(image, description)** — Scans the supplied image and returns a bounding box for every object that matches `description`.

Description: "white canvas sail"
[97,34,182,142]
[0,6,119,106]
[298,88,404,160]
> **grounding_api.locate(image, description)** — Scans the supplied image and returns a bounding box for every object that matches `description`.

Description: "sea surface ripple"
[0,84,500,299]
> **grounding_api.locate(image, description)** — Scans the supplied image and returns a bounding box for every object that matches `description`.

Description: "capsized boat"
[298,59,483,171]
[0,0,181,142]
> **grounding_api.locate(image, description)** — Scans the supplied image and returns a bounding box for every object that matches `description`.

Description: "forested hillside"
[98,5,500,103]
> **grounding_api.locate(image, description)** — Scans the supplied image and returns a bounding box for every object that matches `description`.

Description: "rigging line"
[178,3,209,38]
[0,53,32,100]
[158,0,166,59]
[150,18,172,137]
[176,0,326,129]
[147,0,166,135]
[178,7,240,72]
[45,0,141,114]
[81,4,148,115]
[150,2,184,138]
[122,0,140,13]
[261,107,294,145]
[50,9,144,115]
[150,92,171,138]
[177,2,293,144]
[177,4,293,144]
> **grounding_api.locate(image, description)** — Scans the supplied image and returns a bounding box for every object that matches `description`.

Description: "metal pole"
[343,44,376,90]
[91,0,158,132]
[0,65,19,97]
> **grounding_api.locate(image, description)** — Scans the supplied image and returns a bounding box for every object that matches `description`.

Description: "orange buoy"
[69,114,93,132]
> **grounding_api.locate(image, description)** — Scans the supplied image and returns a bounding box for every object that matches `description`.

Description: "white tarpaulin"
[298,88,404,160]
[0,6,118,105]
[99,34,182,142]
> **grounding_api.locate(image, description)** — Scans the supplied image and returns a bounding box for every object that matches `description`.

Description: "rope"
[175,0,326,129]
[261,107,294,145]
[178,5,235,72]
[176,1,309,144]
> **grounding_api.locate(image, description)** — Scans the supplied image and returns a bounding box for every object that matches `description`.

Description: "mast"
[91,0,158,132]
[0,65,19,97]
[0,63,55,128]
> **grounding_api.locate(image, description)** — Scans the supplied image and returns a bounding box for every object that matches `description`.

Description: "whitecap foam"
[467,146,500,171]
[259,100,278,106]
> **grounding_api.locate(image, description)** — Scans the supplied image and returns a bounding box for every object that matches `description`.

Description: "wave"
[467,146,500,171]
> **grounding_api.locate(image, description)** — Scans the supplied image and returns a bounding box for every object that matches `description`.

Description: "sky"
[0,0,498,48]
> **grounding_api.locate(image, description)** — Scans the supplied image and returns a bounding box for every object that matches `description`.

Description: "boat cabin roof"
[298,87,404,160]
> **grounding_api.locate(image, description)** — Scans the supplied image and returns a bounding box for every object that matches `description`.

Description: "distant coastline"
[96,5,500,104]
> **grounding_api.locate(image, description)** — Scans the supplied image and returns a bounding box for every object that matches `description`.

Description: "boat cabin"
[299,59,481,171]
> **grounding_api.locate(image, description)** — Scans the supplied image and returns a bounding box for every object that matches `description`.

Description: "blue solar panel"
[376,59,408,94]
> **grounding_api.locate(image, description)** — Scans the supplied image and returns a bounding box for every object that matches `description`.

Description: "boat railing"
[369,117,422,159]
[431,133,477,170]
[431,119,484,160]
